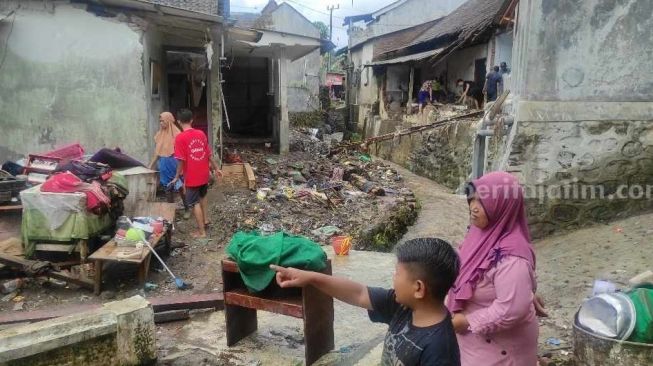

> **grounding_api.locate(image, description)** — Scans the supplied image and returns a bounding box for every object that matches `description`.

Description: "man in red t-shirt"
[171,109,221,238]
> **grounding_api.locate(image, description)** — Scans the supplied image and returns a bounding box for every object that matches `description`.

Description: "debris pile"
[210,128,419,251]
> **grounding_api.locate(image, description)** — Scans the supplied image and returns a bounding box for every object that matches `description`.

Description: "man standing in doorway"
[483,66,503,102]
[171,109,221,239]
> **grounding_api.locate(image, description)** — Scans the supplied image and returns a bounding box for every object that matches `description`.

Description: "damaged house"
[0,0,323,163]
[346,0,515,132]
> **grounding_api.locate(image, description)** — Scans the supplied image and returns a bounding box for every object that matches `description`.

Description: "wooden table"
[89,232,164,295]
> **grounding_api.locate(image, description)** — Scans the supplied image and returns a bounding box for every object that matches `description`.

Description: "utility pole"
[326,4,339,72]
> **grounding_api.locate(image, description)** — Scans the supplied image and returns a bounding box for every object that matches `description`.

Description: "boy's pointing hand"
[270,265,312,288]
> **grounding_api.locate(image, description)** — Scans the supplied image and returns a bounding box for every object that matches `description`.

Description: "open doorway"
[222,56,272,141]
[165,49,210,143]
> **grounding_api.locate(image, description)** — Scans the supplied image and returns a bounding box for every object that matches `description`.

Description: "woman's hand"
[534,293,548,317]
[452,313,470,334]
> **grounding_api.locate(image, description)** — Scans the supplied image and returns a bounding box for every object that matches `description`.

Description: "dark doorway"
[474,58,487,87]
[222,57,272,138]
[165,50,210,140]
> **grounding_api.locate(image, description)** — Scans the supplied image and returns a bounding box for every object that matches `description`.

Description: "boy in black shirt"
[270,238,460,366]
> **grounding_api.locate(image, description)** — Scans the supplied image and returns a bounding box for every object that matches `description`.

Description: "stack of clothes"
[42,160,129,218]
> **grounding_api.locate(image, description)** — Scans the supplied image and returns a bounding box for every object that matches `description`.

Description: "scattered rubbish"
[546,337,562,346]
[264,143,272,148]
[358,153,372,163]
[257,188,271,200]
[593,280,617,296]
[12,302,24,311]
[311,226,341,240]
[265,158,278,165]
[613,226,624,234]
[2,291,17,302]
[1,278,25,294]
[332,236,352,256]
[259,223,275,234]
[144,282,158,291]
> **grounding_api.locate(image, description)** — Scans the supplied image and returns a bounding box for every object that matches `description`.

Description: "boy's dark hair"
[178,109,193,123]
[493,66,500,72]
[395,238,460,301]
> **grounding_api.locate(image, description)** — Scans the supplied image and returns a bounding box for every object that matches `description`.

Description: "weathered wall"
[288,49,320,112]
[365,117,478,190]
[267,3,320,39]
[436,43,487,91]
[143,25,167,161]
[0,2,149,162]
[499,0,653,237]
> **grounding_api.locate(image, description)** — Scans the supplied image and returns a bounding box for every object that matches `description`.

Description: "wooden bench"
[221,259,334,365]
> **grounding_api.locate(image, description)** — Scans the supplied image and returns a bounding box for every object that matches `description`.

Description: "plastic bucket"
[331,236,352,256]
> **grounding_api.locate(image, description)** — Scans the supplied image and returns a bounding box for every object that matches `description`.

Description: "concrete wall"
[0,296,155,365]
[364,117,478,190]
[497,0,653,237]
[438,43,488,91]
[143,25,167,160]
[0,2,149,163]
[288,49,320,112]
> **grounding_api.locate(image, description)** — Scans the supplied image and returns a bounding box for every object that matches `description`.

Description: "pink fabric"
[447,171,535,312]
[457,256,538,366]
[41,172,110,212]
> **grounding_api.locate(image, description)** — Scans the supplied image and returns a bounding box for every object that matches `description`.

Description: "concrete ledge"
[516,101,653,122]
[0,296,155,365]
[0,312,116,362]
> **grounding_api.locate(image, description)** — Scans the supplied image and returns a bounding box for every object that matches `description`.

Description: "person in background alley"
[170,109,221,239]
[449,172,539,366]
[149,112,190,219]
[483,66,503,102]
[498,62,511,95]
[418,81,433,116]
[456,79,481,109]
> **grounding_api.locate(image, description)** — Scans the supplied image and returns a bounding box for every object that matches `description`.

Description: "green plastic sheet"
[627,286,653,343]
[226,231,327,292]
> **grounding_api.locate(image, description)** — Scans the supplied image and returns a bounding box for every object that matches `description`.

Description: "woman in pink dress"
[448,172,539,366]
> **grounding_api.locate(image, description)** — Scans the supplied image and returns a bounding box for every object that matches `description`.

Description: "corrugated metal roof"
[366,47,446,66]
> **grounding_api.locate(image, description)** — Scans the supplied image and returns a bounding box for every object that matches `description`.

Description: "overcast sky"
[230,0,397,47]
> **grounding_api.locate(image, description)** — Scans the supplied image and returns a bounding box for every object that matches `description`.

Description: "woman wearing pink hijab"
[448,172,540,366]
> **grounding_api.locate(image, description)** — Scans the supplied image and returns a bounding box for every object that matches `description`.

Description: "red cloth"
[41,172,110,212]
[174,128,211,188]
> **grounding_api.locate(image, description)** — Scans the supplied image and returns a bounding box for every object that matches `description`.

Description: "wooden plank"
[35,244,79,253]
[224,289,304,319]
[0,205,22,212]
[244,163,257,190]
[303,262,335,365]
[149,293,224,312]
[0,253,93,290]
[221,259,239,273]
[131,201,176,223]
[154,309,190,324]
[0,293,224,325]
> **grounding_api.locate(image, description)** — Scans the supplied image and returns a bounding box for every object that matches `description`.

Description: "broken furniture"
[89,202,175,295]
[221,259,334,365]
[0,251,94,290]
[115,166,158,216]
[19,185,113,259]
[219,163,256,190]
[89,231,166,295]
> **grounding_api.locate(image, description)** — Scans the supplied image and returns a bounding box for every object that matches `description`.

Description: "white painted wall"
[267,3,320,39]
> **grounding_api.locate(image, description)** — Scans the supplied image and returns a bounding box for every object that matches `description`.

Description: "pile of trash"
[211,129,418,251]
